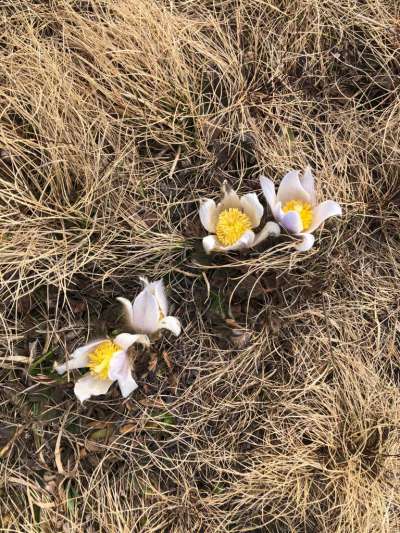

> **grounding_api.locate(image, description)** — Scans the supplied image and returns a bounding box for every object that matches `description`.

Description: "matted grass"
[0,1,399,531]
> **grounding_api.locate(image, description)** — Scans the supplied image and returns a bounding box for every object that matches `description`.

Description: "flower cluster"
[55,278,181,402]
[200,167,342,253]
[55,167,341,403]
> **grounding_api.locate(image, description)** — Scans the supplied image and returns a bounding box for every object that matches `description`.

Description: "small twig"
[55,407,77,477]
[168,146,181,180]
[0,425,26,459]
[202,271,210,303]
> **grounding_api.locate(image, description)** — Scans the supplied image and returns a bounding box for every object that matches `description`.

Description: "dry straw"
[0,0,399,532]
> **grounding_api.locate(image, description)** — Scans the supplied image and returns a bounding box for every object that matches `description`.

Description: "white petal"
[272,201,284,222]
[276,170,310,204]
[108,351,128,380]
[240,193,264,228]
[252,222,281,246]
[117,297,135,329]
[301,166,316,203]
[108,351,138,397]
[294,233,315,252]
[280,211,303,233]
[117,372,138,398]
[219,181,241,211]
[202,230,255,254]
[148,279,168,316]
[114,333,150,350]
[132,286,159,334]
[159,316,181,336]
[54,340,104,375]
[202,235,219,254]
[74,373,113,403]
[227,230,255,250]
[308,200,342,232]
[260,176,277,213]
[265,221,281,237]
[199,199,218,232]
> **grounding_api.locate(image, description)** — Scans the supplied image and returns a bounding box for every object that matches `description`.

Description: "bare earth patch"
[0,1,399,531]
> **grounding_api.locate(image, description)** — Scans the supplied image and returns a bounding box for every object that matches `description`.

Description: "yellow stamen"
[215,208,252,246]
[282,200,313,231]
[87,340,119,380]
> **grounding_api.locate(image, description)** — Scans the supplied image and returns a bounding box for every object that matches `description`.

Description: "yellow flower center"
[87,340,119,380]
[282,200,313,231]
[215,208,252,246]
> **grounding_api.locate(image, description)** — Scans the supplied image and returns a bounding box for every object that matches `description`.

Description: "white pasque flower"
[199,181,267,253]
[260,167,342,251]
[117,277,181,337]
[54,333,150,403]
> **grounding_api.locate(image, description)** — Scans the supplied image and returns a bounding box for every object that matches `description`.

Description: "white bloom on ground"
[117,277,181,337]
[199,180,267,253]
[54,333,150,403]
[260,167,342,251]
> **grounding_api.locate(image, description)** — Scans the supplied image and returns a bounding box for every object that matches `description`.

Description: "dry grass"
[1,0,400,531]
